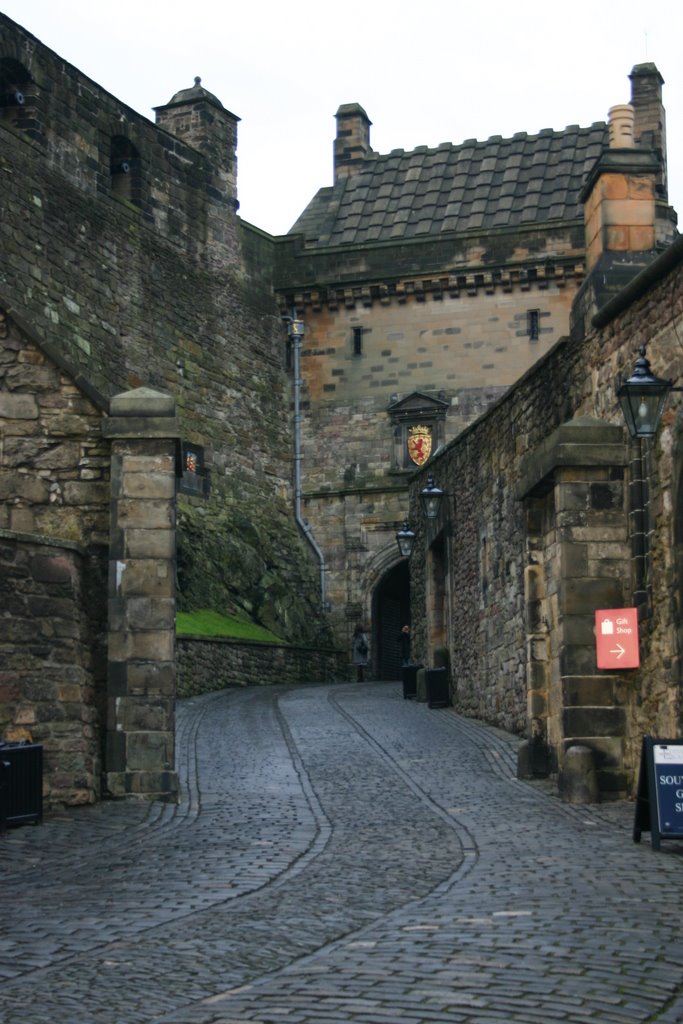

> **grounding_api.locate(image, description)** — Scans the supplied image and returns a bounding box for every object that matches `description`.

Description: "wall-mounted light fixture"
[617,344,674,438]
[396,520,415,559]
[419,474,445,520]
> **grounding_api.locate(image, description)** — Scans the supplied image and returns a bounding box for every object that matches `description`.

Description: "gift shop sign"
[595,608,640,669]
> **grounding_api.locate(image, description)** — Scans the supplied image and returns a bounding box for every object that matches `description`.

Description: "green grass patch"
[176,609,285,644]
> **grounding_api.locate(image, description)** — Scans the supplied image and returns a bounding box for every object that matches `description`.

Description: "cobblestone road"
[1,681,682,1024]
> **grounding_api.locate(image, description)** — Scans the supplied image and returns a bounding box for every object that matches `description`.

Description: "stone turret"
[154,78,240,217]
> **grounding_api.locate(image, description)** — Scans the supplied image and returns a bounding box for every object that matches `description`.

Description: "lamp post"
[396,520,415,559]
[617,345,673,439]
[419,474,444,520]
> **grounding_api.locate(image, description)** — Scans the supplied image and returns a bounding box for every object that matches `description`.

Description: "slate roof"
[289,122,609,247]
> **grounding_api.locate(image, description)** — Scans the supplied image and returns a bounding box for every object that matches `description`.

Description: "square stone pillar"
[518,417,631,796]
[102,388,181,800]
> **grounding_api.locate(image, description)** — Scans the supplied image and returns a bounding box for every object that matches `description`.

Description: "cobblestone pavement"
[1,681,683,1024]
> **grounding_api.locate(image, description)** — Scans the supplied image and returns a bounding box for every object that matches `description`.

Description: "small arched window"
[110,135,141,206]
[0,58,35,134]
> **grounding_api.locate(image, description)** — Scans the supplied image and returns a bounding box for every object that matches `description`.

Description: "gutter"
[286,316,327,610]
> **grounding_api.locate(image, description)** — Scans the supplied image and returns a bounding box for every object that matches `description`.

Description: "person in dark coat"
[399,624,411,665]
[351,622,369,682]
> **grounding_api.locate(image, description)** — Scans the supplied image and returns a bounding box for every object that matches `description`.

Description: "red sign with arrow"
[595,608,640,669]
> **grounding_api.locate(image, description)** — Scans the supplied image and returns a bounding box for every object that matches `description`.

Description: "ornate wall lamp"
[617,345,675,438]
[397,475,446,559]
[396,520,415,559]
[419,474,445,520]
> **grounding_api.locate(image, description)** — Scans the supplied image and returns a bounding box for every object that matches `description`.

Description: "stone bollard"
[559,745,599,804]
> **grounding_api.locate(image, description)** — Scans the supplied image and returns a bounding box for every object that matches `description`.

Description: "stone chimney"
[629,63,667,199]
[334,103,372,182]
[580,103,658,276]
[571,78,666,336]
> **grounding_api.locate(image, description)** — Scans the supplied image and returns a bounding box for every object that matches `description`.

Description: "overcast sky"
[4,1,683,236]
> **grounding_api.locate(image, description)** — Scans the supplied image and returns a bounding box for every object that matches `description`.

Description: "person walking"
[399,624,411,666]
[352,622,370,682]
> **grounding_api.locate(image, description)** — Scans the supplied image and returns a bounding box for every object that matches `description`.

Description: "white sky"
[3,0,683,237]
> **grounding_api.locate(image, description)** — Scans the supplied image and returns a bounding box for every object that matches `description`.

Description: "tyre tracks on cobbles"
[0,683,462,1021]
[161,684,683,1024]
[1,682,682,1024]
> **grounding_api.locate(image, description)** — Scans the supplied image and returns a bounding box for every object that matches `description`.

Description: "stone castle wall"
[0,14,327,647]
[408,241,683,795]
[0,533,107,806]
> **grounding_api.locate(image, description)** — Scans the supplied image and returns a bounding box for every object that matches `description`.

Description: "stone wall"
[177,638,348,695]
[287,280,579,649]
[0,309,109,805]
[407,238,683,796]
[0,531,106,806]
[0,14,326,647]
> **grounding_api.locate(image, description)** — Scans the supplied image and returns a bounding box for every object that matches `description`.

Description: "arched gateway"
[371,560,411,680]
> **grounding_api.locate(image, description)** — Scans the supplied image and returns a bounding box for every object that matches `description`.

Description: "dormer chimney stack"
[334,103,372,183]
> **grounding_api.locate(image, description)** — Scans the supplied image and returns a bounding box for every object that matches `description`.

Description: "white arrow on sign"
[610,644,626,658]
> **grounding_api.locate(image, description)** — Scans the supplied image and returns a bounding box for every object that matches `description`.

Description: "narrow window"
[0,59,34,134]
[527,309,540,342]
[352,326,363,355]
[110,135,141,206]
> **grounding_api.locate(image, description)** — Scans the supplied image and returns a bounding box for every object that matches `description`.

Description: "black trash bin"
[401,664,421,700]
[425,667,450,708]
[0,742,43,829]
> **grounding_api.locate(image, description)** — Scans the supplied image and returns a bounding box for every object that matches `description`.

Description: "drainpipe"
[286,316,327,610]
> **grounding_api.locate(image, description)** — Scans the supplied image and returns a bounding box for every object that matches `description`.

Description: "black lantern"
[396,520,415,559]
[419,474,444,520]
[617,345,673,439]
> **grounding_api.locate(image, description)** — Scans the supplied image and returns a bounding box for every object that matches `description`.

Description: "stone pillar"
[102,388,180,800]
[518,417,630,797]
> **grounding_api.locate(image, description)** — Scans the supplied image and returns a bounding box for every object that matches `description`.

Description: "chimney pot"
[608,104,635,148]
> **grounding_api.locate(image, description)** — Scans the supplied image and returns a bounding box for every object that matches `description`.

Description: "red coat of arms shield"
[407,425,432,466]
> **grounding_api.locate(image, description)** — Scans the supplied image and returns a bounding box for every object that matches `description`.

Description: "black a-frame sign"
[633,736,683,850]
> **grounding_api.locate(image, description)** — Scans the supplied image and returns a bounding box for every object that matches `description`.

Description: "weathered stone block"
[126,731,173,771]
[562,676,615,707]
[115,499,173,529]
[119,697,172,732]
[62,481,109,505]
[124,527,175,559]
[122,473,175,500]
[559,578,622,615]
[126,660,176,695]
[125,596,175,630]
[0,393,38,418]
[563,706,626,738]
[107,629,174,662]
[116,559,174,598]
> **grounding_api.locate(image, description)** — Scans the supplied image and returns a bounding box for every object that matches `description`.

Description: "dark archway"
[372,560,410,680]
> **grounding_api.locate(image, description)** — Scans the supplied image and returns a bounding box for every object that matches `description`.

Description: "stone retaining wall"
[0,530,107,806]
[177,637,348,696]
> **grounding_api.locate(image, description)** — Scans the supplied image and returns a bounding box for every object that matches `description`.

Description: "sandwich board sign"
[633,737,683,850]
[595,608,640,669]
